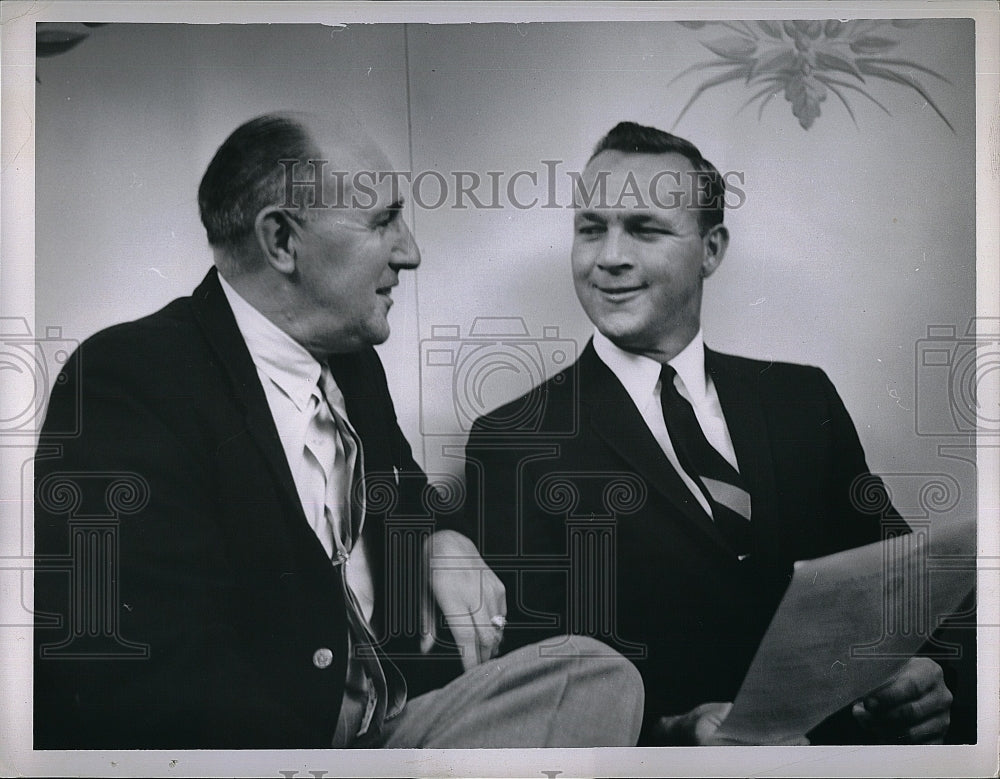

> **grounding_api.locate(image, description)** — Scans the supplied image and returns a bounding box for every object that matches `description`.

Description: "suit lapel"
[706,349,780,555]
[579,343,734,554]
[189,268,328,565]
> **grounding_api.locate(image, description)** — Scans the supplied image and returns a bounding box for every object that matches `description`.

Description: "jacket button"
[312,647,334,669]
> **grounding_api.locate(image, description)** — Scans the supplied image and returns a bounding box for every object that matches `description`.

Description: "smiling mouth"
[595,283,647,300]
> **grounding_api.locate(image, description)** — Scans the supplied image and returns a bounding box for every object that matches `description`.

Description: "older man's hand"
[420,530,507,670]
[852,657,953,743]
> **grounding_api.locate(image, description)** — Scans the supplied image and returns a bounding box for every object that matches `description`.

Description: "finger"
[856,688,953,744]
[654,714,685,744]
[484,577,507,659]
[878,682,953,725]
[483,570,507,617]
[473,573,505,617]
[448,618,481,671]
[472,609,497,665]
[455,570,504,661]
[658,703,733,745]
[694,701,732,724]
[870,713,951,744]
[419,592,435,654]
[904,712,951,744]
[864,658,942,712]
[420,534,434,654]
[852,699,875,729]
[692,702,732,743]
[472,611,505,661]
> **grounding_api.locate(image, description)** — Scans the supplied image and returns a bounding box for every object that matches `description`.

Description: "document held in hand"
[715,517,975,744]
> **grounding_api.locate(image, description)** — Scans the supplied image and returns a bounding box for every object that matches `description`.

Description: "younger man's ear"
[700,224,729,279]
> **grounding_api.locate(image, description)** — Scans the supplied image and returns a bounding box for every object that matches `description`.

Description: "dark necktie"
[317,367,407,738]
[659,364,752,558]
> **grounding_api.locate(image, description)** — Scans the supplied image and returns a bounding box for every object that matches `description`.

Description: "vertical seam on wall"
[402,23,426,469]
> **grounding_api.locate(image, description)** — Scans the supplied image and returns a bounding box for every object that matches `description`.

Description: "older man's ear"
[254,206,300,275]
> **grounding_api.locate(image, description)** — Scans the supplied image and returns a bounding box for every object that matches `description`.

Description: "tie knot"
[660,363,679,394]
[318,364,335,397]
[318,365,347,412]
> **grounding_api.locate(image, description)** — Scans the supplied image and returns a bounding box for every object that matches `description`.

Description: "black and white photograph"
[1,1,997,777]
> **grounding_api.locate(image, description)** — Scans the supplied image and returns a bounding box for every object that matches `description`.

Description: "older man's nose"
[391,218,421,270]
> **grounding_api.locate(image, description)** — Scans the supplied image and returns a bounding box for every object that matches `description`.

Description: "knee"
[558,636,644,696]
[556,636,645,743]
[555,634,619,658]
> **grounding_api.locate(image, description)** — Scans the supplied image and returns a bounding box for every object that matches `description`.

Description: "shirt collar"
[218,272,322,412]
[668,331,709,403]
[592,328,708,404]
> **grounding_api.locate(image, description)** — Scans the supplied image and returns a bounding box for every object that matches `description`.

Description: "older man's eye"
[374,213,398,231]
[374,203,404,231]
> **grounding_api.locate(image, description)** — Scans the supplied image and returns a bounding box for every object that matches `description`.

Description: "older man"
[463,121,955,745]
[33,112,643,749]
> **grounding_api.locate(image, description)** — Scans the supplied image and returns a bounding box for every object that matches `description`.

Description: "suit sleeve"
[807,368,975,744]
[817,368,906,551]
[33,339,326,748]
[354,349,465,688]
[462,418,566,654]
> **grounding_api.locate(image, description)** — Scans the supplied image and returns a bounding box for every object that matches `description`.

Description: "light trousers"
[364,635,644,748]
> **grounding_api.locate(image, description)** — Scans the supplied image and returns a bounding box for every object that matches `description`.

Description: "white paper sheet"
[715,517,976,744]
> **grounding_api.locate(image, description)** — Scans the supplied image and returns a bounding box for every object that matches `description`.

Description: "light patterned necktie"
[659,364,752,558]
[315,366,407,738]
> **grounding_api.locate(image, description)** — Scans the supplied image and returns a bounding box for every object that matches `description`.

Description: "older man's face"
[571,150,724,361]
[290,132,420,356]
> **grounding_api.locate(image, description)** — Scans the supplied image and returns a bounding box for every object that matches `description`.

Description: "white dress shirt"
[592,328,739,518]
[219,274,374,620]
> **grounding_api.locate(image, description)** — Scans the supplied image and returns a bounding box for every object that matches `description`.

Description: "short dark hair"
[589,121,725,235]
[198,112,321,252]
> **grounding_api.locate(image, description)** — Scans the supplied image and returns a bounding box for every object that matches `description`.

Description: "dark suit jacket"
[34,268,461,749]
[464,341,902,743]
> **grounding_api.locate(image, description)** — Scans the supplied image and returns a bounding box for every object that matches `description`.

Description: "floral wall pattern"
[673,19,953,131]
